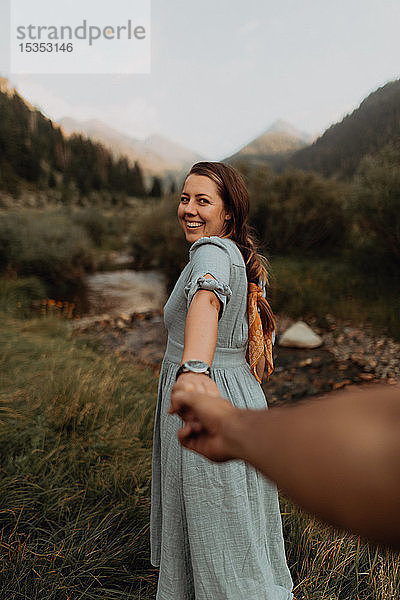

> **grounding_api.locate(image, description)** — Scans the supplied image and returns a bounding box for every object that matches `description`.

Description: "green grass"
[0,314,158,598]
[0,312,399,598]
[271,255,400,339]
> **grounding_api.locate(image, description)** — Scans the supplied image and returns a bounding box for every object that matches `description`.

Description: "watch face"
[184,360,209,372]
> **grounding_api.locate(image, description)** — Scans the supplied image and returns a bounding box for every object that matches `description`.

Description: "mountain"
[0,78,146,200]
[225,120,312,168]
[288,80,400,178]
[0,76,14,96]
[264,119,312,142]
[59,117,203,185]
[0,76,38,112]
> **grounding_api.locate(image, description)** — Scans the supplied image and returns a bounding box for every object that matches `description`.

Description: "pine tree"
[149,176,163,198]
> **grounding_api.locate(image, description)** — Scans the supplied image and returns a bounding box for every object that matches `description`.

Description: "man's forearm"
[224,386,400,546]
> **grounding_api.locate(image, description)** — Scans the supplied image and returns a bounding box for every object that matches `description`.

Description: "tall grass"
[0,276,46,317]
[0,314,158,598]
[1,313,399,598]
[281,496,400,599]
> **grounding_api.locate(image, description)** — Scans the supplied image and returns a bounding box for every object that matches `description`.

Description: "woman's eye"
[198,198,209,204]
[180,197,189,203]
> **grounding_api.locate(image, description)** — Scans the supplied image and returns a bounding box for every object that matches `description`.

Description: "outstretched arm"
[178,275,221,385]
[181,283,220,365]
[170,380,400,547]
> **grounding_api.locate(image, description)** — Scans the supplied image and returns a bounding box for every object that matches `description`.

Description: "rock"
[278,321,323,349]
[119,313,132,323]
[359,373,375,381]
[298,358,313,367]
[333,380,352,390]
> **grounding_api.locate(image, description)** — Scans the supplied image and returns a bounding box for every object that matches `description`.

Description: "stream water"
[85,269,167,317]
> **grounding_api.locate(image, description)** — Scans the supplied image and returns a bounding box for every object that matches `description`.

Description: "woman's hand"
[169,376,239,462]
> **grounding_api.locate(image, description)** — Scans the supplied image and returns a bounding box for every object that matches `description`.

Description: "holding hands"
[170,375,400,547]
[169,375,240,462]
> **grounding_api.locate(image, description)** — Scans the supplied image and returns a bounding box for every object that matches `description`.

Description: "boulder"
[278,321,323,349]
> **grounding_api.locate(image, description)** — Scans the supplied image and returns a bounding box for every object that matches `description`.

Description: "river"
[85,269,167,317]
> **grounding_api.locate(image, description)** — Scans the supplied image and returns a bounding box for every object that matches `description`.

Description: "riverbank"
[69,257,400,404]
[72,310,400,405]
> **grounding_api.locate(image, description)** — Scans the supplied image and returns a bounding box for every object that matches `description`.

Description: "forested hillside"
[288,80,400,178]
[0,85,146,200]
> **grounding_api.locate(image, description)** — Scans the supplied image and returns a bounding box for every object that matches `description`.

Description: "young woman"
[150,162,293,600]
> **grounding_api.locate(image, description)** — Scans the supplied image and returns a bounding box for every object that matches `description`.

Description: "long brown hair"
[187,161,276,333]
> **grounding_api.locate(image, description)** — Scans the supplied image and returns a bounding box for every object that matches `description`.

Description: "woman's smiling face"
[178,174,231,243]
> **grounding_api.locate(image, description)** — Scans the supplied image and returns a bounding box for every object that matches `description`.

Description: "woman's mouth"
[185,220,205,229]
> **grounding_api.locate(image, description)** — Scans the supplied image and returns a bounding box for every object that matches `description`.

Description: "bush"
[349,144,400,266]
[248,168,347,255]
[270,255,400,339]
[129,196,188,292]
[0,211,94,296]
[70,206,110,247]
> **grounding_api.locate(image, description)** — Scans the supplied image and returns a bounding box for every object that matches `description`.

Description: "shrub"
[129,196,188,292]
[0,211,94,296]
[270,255,400,339]
[349,144,400,266]
[70,206,110,247]
[248,168,347,255]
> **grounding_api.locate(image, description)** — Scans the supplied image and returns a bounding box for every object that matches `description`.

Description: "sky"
[1,0,400,159]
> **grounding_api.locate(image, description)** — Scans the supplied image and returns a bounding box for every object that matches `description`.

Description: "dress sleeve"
[184,236,232,318]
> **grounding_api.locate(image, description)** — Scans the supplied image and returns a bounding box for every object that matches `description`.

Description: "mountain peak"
[266,120,312,143]
[225,120,310,164]
[58,116,203,180]
[0,75,39,113]
[0,76,15,95]
[142,134,203,165]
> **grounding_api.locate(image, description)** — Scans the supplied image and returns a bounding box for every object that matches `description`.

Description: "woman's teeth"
[186,222,204,228]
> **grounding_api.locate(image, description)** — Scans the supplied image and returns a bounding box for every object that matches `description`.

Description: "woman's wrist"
[177,371,210,379]
[177,359,211,380]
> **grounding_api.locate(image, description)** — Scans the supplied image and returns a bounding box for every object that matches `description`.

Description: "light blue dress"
[151,236,293,600]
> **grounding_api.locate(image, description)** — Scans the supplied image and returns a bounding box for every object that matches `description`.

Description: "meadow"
[0,312,399,599]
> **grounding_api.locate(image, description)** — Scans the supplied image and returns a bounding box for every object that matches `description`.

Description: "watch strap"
[176,361,211,380]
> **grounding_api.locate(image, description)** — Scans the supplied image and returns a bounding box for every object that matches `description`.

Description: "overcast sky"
[1,0,400,158]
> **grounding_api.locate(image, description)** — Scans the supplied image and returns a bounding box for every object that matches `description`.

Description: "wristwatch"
[175,359,211,380]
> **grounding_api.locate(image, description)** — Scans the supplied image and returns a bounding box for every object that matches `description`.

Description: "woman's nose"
[184,199,197,214]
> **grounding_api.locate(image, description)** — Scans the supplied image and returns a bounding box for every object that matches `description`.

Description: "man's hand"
[169,376,239,462]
